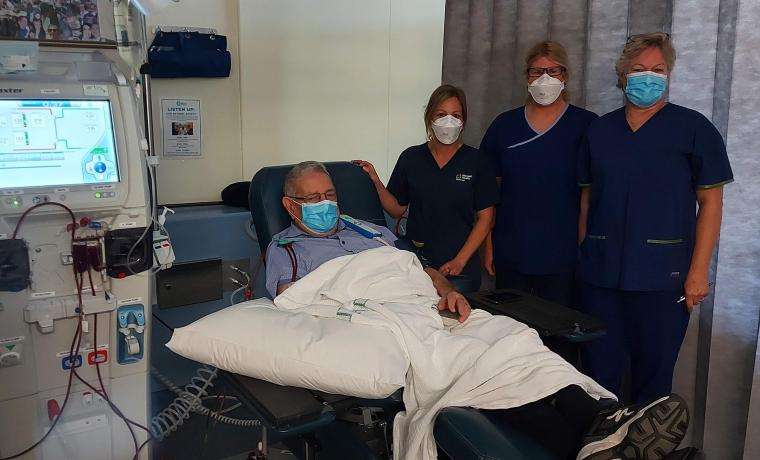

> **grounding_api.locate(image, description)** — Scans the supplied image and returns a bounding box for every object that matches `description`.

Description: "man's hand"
[437,290,471,323]
[684,268,709,311]
[440,257,466,276]
[424,267,471,322]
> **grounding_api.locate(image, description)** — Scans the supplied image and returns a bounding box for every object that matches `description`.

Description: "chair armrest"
[221,372,335,436]
[465,289,606,341]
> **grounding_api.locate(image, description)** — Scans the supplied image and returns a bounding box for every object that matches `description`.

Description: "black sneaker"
[577,394,690,460]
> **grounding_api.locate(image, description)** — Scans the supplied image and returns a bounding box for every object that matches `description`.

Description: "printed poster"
[161,99,202,158]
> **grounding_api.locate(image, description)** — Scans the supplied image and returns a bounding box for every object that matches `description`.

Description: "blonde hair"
[525,41,570,101]
[615,32,676,88]
[424,84,467,139]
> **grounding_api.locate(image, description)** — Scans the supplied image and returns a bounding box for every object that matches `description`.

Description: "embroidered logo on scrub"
[455,174,472,182]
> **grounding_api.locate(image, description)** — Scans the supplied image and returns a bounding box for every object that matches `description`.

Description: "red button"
[47,399,60,421]
[87,349,108,365]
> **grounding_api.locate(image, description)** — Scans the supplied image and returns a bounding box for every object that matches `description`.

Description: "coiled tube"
[150,366,260,440]
[150,366,217,440]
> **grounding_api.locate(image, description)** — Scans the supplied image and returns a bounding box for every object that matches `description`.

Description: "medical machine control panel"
[1,187,121,211]
[0,99,127,215]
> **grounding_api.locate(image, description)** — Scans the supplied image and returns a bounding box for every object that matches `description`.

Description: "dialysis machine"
[0,46,153,460]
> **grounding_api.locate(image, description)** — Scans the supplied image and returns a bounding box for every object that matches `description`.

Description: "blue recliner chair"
[220,161,557,459]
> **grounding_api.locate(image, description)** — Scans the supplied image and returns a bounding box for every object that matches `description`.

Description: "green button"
[95,192,102,198]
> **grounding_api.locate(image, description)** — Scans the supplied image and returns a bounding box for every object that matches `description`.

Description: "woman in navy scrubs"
[578,33,733,403]
[354,85,499,293]
[480,41,597,306]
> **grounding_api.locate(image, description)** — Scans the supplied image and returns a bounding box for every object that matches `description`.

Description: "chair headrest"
[249,161,387,254]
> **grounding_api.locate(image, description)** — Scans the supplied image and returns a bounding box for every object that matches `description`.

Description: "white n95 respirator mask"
[431,115,464,145]
[528,73,565,106]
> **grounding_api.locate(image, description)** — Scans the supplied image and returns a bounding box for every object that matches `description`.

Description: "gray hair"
[283,161,331,197]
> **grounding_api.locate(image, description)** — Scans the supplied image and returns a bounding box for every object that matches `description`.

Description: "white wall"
[145,0,444,203]
[238,0,446,183]
[146,0,243,204]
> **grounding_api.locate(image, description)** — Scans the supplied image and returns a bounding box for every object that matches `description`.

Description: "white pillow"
[166,298,408,398]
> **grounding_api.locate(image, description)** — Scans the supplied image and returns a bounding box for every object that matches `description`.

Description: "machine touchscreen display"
[0,99,119,189]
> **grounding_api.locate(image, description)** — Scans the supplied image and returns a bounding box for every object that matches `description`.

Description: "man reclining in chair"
[265,161,689,460]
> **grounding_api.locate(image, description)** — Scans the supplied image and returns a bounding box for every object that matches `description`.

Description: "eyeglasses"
[287,190,338,204]
[526,66,566,78]
[626,32,670,43]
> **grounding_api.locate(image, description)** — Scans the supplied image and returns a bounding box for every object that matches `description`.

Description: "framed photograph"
[0,0,103,42]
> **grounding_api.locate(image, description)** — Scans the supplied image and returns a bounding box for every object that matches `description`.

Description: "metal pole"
[141,73,155,158]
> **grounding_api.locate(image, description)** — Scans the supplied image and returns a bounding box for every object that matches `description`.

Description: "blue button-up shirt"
[264,220,398,298]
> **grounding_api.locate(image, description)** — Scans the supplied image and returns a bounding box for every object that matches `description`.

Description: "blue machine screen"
[0,100,119,189]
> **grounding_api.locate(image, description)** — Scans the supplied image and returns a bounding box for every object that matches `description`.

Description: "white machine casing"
[0,48,151,460]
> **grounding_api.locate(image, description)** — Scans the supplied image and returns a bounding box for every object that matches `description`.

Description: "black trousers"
[495,267,582,366]
[486,385,604,460]
[495,266,576,308]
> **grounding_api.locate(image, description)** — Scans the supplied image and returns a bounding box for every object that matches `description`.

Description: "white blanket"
[275,246,615,460]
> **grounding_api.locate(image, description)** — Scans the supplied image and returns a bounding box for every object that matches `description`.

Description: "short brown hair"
[424,84,467,138]
[524,41,570,100]
[615,32,676,88]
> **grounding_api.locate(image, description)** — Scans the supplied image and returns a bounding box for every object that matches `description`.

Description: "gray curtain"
[442,0,673,146]
[442,1,760,459]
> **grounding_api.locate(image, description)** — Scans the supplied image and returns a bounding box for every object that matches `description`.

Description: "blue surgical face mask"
[298,199,339,234]
[625,71,668,108]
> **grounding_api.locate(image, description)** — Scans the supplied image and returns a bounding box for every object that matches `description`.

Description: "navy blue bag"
[146,31,231,78]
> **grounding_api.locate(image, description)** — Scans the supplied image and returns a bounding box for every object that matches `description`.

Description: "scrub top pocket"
[641,238,690,290]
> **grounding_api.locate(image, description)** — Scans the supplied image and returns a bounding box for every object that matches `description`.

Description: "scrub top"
[578,103,733,292]
[387,143,499,278]
[481,104,598,275]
